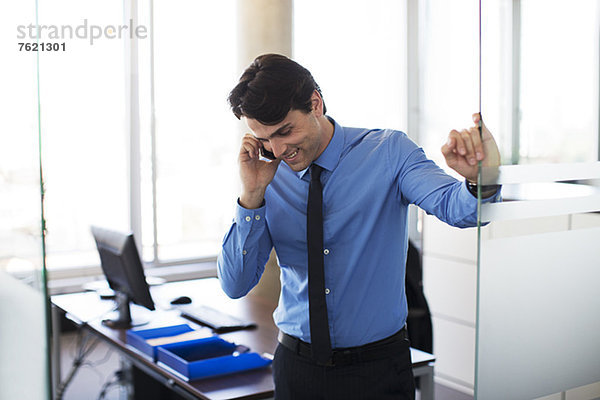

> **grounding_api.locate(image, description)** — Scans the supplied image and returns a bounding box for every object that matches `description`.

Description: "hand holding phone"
[238,135,281,209]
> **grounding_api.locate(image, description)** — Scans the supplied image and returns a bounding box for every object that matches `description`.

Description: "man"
[218,54,501,400]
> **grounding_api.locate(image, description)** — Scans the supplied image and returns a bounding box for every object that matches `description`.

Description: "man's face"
[245,109,328,172]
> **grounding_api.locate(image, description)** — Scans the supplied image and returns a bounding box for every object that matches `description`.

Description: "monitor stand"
[102,292,150,329]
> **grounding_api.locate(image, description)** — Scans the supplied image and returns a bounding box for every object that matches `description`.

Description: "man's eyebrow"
[256,123,293,141]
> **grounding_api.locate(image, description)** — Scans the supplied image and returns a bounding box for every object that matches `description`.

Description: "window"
[5,0,240,277]
[38,0,129,271]
[138,0,239,265]
[420,0,600,166]
[518,0,599,163]
[294,0,408,132]
[418,0,481,167]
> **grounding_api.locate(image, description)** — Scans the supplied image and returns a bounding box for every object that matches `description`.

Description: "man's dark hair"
[228,54,326,125]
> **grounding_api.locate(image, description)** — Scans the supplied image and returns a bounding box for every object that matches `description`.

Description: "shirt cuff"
[235,198,267,226]
[464,180,502,203]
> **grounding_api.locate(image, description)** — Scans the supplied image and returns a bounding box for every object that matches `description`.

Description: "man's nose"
[270,140,286,159]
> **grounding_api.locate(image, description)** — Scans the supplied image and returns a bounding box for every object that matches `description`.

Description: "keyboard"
[180,304,257,333]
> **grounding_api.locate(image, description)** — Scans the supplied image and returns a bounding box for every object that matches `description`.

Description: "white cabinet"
[421,211,600,395]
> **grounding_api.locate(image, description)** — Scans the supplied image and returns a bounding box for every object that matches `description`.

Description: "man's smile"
[284,148,299,161]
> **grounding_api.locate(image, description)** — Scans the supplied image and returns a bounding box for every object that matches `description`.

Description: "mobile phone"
[260,145,276,160]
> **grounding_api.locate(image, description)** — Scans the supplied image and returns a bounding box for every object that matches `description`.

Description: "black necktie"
[307,164,332,364]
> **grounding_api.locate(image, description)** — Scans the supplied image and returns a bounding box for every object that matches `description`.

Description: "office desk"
[52,278,435,400]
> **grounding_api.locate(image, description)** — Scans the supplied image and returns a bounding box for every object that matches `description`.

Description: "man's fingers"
[443,127,484,166]
[441,133,460,167]
[468,126,485,161]
[460,129,476,164]
[447,130,467,156]
[443,113,499,181]
[240,142,258,160]
[472,112,492,140]
[472,112,485,129]
[441,136,454,157]
[240,134,260,159]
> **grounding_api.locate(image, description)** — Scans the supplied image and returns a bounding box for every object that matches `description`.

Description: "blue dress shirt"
[218,118,500,348]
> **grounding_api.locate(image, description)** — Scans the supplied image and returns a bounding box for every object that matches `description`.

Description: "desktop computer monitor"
[91,226,155,328]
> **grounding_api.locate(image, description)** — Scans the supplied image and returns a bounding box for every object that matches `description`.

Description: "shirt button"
[323,249,330,255]
[242,250,247,255]
[325,288,330,295]
[245,216,251,222]
[255,215,261,220]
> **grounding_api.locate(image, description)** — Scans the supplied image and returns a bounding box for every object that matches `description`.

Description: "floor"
[58,331,125,400]
[57,331,473,400]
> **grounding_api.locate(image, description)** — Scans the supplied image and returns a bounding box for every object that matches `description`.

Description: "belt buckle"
[318,350,356,367]
[316,354,335,367]
[319,358,335,367]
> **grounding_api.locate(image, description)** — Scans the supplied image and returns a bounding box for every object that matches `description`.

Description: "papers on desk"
[145,329,210,346]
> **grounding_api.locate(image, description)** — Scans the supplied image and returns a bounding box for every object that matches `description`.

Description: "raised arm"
[217,133,280,298]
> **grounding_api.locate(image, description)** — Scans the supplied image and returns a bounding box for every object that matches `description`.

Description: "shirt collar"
[296,116,344,179]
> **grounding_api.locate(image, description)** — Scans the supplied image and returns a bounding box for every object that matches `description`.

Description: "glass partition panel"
[417,0,480,162]
[476,1,600,398]
[0,0,51,399]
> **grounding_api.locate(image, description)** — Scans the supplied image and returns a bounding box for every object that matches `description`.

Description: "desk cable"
[55,328,101,400]
[55,305,120,400]
[96,368,128,400]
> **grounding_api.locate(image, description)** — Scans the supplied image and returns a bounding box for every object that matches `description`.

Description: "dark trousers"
[272,334,415,400]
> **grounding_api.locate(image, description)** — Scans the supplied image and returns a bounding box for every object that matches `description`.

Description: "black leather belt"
[278,326,408,367]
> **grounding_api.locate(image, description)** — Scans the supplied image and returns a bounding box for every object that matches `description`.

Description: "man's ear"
[311,90,324,116]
